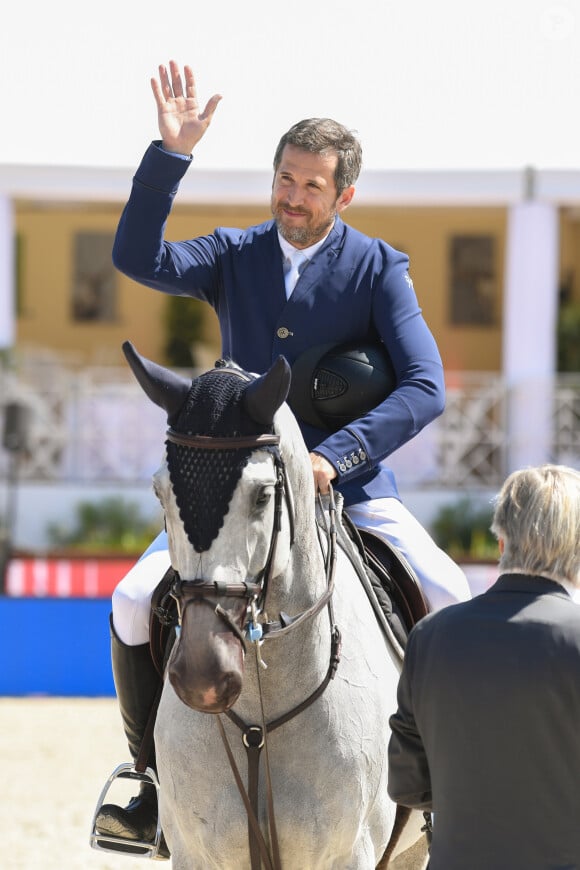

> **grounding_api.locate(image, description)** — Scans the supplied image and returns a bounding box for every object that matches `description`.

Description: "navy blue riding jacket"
[113,142,445,507]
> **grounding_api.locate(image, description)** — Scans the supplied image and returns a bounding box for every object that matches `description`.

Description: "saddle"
[149,570,179,678]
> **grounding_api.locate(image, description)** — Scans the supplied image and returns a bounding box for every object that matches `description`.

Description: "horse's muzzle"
[168,661,244,713]
[167,601,246,713]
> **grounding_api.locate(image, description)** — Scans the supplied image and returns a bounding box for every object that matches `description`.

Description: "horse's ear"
[244,356,291,425]
[122,340,191,420]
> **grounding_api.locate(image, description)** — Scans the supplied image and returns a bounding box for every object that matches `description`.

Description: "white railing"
[435,375,507,486]
[1,362,579,488]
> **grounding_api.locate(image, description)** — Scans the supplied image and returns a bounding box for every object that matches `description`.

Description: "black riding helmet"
[287,340,397,432]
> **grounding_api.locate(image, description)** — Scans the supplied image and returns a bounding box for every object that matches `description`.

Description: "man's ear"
[498,537,505,555]
[336,185,355,212]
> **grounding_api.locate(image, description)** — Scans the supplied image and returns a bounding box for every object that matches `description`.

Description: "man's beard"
[272,204,336,247]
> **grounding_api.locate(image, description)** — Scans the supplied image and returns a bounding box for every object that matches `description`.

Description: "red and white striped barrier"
[5,557,136,598]
[4,557,498,599]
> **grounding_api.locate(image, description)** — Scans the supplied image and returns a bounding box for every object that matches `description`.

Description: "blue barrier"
[0,598,115,696]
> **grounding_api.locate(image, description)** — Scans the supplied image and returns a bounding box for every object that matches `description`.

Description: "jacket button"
[277,327,293,339]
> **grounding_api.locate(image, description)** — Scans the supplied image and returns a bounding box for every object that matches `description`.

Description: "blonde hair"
[491,464,580,585]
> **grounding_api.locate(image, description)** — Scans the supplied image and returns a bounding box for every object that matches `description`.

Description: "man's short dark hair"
[273,118,362,195]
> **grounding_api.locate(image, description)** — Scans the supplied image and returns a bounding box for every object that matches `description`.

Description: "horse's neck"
[238,593,332,722]
[232,498,331,714]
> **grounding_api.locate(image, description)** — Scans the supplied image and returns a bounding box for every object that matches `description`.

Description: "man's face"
[271,145,354,248]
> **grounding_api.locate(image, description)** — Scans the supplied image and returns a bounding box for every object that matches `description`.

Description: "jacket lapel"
[289,219,349,304]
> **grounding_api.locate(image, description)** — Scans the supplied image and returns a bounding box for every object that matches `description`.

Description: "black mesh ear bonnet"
[166,367,274,553]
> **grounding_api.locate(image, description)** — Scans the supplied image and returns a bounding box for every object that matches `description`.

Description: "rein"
[218,488,341,870]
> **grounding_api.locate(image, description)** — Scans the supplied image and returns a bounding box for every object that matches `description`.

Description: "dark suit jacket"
[112,142,445,506]
[388,573,580,870]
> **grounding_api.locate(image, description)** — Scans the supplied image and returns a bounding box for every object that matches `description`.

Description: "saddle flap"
[358,529,430,632]
[149,567,179,676]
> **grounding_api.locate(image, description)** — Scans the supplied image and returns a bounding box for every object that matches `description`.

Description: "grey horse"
[124,342,428,870]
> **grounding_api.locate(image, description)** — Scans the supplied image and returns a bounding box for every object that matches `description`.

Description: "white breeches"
[345,498,471,612]
[112,496,471,646]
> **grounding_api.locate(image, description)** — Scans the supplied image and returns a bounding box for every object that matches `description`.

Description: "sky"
[1,0,579,172]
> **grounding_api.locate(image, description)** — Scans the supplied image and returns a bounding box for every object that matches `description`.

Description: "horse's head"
[123,342,304,713]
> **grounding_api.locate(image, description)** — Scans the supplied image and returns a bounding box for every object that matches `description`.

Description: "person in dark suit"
[94,60,470,849]
[388,463,580,870]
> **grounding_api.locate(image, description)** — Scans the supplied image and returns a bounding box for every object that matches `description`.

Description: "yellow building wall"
[16,203,143,366]
[15,199,572,373]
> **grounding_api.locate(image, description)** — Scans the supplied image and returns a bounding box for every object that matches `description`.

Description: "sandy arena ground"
[0,697,153,870]
[1,697,428,870]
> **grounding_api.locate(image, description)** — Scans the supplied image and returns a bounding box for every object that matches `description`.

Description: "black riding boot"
[95,617,169,858]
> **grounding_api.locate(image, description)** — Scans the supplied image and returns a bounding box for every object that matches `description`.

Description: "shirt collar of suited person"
[277,230,330,297]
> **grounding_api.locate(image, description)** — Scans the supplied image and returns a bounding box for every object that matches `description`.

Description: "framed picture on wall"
[71,232,117,322]
[449,234,496,326]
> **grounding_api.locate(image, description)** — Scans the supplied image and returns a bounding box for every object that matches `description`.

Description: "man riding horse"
[94,60,470,853]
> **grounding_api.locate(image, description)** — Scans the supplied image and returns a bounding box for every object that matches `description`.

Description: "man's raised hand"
[151,60,222,156]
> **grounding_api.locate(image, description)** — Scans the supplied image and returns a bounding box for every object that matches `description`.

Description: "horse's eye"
[255,486,273,508]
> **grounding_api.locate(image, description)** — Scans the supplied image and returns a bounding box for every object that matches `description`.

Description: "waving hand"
[151,61,222,156]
